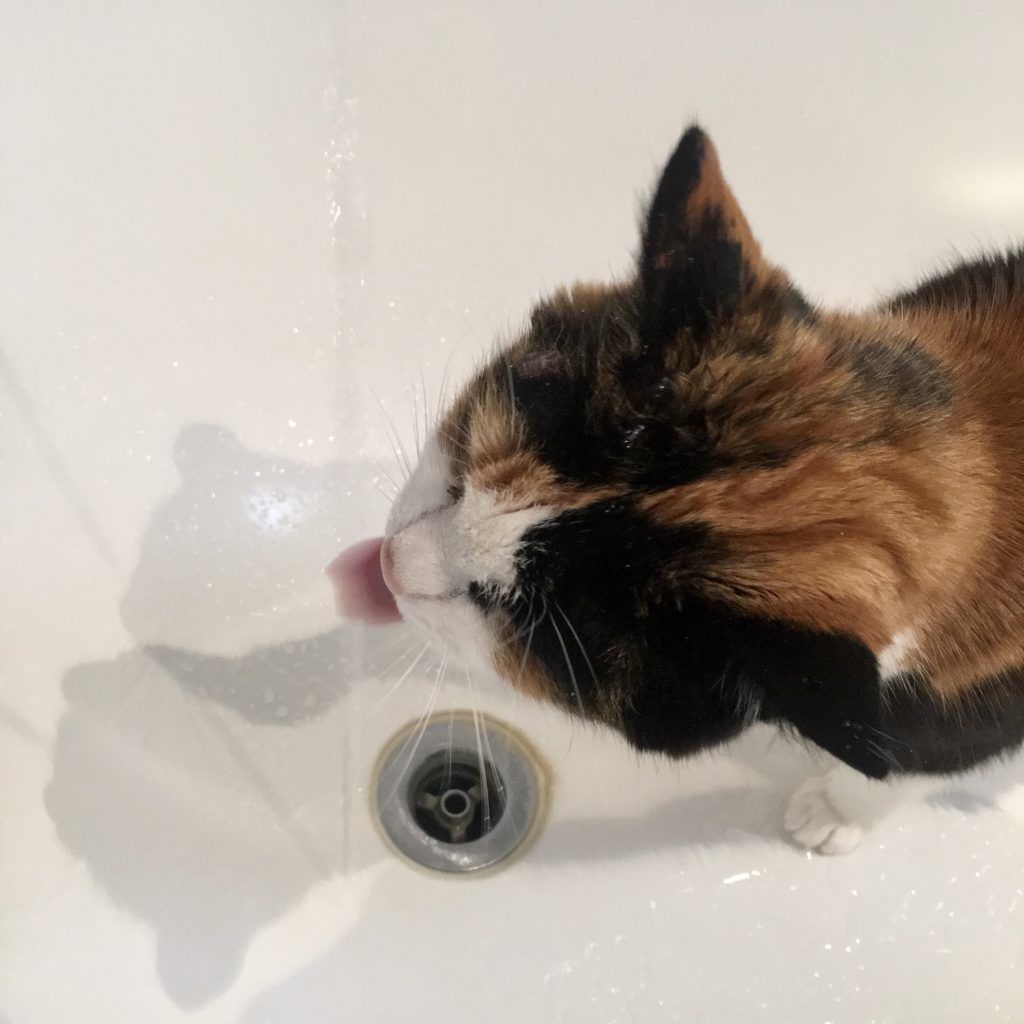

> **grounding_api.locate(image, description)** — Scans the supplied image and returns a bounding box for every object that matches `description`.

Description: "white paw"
[785,777,864,855]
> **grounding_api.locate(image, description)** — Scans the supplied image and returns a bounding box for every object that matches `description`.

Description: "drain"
[410,750,506,843]
[373,711,547,875]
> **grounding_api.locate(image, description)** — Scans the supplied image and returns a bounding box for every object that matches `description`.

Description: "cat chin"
[396,592,501,682]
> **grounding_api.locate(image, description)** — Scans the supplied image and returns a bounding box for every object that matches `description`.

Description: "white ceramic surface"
[3,2,1024,1021]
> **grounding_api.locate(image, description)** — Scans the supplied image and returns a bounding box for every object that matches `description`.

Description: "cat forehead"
[528,282,639,350]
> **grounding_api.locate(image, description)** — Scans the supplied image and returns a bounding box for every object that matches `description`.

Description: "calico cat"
[335,124,1024,854]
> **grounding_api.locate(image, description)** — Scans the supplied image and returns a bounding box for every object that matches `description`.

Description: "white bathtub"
[3,2,1024,1020]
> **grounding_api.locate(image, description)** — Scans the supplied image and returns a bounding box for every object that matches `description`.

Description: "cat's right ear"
[638,126,775,349]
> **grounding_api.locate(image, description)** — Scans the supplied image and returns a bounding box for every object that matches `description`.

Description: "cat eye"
[446,482,465,503]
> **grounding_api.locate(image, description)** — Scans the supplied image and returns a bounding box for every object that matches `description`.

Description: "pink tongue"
[326,537,402,625]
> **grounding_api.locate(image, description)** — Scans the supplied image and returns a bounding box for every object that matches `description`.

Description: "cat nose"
[382,516,450,599]
[380,536,402,596]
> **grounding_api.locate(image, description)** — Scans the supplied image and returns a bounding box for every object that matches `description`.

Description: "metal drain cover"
[372,711,548,875]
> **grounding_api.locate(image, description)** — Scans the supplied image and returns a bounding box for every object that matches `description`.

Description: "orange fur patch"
[640,297,1021,697]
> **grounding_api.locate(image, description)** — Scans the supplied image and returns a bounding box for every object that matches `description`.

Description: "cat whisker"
[467,670,519,843]
[553,600,600,692]
[373,460,401,494]
[418,369,431,458]
[445,707,456,781]
[863,735,901,771]
[365,634,423,677]
[443,418,473,442]
[436,425,473,452]
[504,358,517,412]
[465,669,506,805]
[370,387,413,482]
[372,481,397,505]
[370,641,431,712]
[361,627,428,668]
[381,649,448,809]
[545,597,585,714]
[508,588,541,650]
[409,380,422,462]
[434,341,460,432]
[517,613,542,683]
[467,689,489,830]
[433,436,472,468]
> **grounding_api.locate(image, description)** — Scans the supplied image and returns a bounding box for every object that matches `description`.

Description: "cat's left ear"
[639,125,782,347]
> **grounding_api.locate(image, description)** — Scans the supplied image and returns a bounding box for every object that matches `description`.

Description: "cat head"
[383,126,954,758]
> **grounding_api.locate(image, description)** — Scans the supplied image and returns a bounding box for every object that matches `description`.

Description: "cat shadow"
[233,737,811,1024]
[43,424,416,1010]
[534,729,811,864]
[929,754,1024,813]
[147,635,350,726]
[42,423,1024,1013]
[44,628,413,1010]
[535,730,1024,866]
[534,785,787,864]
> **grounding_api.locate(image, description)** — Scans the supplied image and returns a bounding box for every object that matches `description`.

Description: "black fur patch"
[505,356,577,445]
[639,126,706,288]
[642,208,744,347]
[509,333,718,490]
[783,287,818,324]
[619,593,890,775]
[479,500,1024,777]
[639,126,744,346]
[880,670,1024,773]
[479,502,889,773]
[849,340,953,410]
[887,248,1024,312]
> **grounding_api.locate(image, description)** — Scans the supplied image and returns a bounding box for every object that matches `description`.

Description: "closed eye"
[447,482,465,503]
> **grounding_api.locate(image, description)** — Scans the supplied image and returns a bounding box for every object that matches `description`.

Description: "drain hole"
[409,749,506,844]
[440,789,471,818]
[374,711,546,873]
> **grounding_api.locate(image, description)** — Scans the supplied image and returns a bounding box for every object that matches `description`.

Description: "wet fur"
[438,126,1024,780]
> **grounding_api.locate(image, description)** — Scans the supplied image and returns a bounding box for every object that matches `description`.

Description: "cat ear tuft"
[639,125,771,346]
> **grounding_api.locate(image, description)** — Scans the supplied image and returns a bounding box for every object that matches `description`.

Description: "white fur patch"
[397,591,498,683]
[386,435,450,538]
[785,758,940,855]
[387,431,554,675]
[451,484,551,592]
[878,629,918,681]
[387,511,453,598]
[784,776,865,855]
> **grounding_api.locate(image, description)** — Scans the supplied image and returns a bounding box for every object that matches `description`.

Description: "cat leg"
[784,759,941,855]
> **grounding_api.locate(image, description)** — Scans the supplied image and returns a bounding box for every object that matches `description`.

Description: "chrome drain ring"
[372,711,548,875]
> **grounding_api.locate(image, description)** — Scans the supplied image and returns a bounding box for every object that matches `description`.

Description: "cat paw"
[785,777,864,855]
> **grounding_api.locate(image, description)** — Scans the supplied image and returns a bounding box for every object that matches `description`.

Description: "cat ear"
[639,125,774,346]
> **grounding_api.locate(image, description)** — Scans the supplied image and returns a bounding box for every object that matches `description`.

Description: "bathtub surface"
[3,2,1024,1021]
